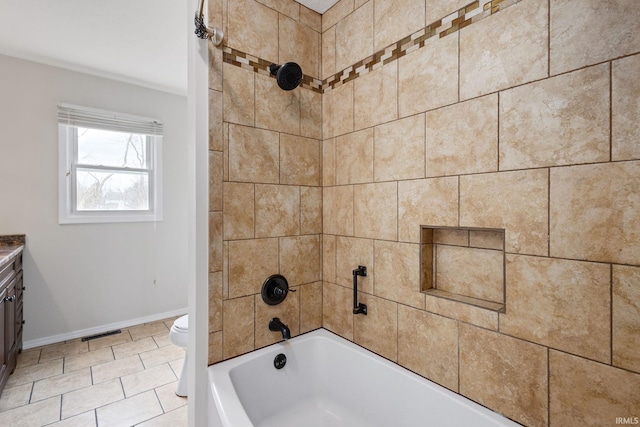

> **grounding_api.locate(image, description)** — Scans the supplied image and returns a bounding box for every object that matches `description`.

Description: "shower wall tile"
[373,0,425,51]
[321,26,336,80]
[336,236,374,293]
[500,255,611,363]
[208,272,223,333]
[322,138,336,186]
[335,0,373,71]
[223,123,229,181]
[255,288,300,348]
[336,128,374,185]
[374,114,424,181]
[469,230,504,251]
[209,212,223,272]
[299,6,321,32]
[208,42,223,93]
[222,64,255,126]
[279,14,320,79]
[323,81,354,138]
[425,94,497,177]
[257,0,299,21]
[322,234,337,283]
[423,294,499,331]
[300,186,322,234]
[208,331,223,365]
[322,281,354,340]
[209,90,223,151]
[398,305,458,392]
[223,182,254,240]
[280,235,321,286]
[299,281,323,333]
[374,241,425,309]
[209,151,223,212]
[612,265,640,373]
[460,169,549,256]
[425,0,468,25]
[354,62,398,130]
[228,238,279,298]
[323,185,354,236]
[227,0,278,62]
[280,134,320,186]
[433,228,468,246]
[322,0,354,32]
[436,246,503,303]
[353,182,397,240]
[499,64,610,170]
[398,33,458,118]
[612,54,640,161]
[549,350,640,427]
[459,0,548,100]
[550,161,640,265]
[255,184,301,237]
[228,124,279,183]
[397,177,459,243]
[222,296,255,359]
[255,74,301,135]
[300,89,322,140]
[354,293,398,361]
[550,0,640,76]
[459,324,548,427]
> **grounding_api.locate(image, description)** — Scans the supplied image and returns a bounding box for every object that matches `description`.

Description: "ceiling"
[0,0,188,95]
[0,0,336,95]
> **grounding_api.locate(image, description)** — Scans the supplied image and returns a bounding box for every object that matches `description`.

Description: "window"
[58,104,163,224]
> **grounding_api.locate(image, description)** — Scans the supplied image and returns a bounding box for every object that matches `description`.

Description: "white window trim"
[58,104,163,224]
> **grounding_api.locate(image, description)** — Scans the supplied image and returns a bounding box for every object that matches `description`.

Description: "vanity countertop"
[0,235,25,271]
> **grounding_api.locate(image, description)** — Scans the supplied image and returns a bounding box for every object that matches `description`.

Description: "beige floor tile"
[138,405,188,427]
[40,341,89,363]
[140,345,185,369]
[0,395,61,426]
[88,331,132,351]
[91,355,144,385]
[121,364,176,398]
[31,368,92,402]
[6,358,63,388]
[162,316,180,329]
[16,348,41,369]
[112,337,158,360]
[155,382,188,413]
[96,390,163,427]
[0,382,32,412]
[169,358,185,380]
[47,410,97,426]
[128,322,170,341]
[152,333,172,348]
[64,347,114,373]
[61,378,124,419]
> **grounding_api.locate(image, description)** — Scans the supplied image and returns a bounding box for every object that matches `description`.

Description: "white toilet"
[169,314,189,397]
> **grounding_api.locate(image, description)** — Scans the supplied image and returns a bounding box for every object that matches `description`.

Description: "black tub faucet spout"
[269,317,291,340]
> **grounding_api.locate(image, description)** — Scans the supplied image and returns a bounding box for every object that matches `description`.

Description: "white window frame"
[58,104,163,224]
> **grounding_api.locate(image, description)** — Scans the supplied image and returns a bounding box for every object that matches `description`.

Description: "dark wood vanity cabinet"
[0,246,24,396]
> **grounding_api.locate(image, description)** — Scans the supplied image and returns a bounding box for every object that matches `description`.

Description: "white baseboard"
[23,308,188,350]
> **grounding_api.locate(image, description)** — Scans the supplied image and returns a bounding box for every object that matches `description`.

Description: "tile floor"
[0,317,188,426]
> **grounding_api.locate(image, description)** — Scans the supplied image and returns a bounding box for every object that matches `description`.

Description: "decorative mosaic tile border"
[222,0,522,94]
[222,47,324,93]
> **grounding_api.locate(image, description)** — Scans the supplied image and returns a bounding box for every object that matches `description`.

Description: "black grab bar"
[352,266,367,315]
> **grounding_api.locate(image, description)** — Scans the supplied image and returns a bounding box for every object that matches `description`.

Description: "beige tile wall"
[210,0,640,424]
[208,0,323,363]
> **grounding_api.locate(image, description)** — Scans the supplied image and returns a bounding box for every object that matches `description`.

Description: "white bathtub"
[207,329,519,427]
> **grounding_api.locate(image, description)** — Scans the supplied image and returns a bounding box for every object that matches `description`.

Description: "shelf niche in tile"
[421,226,506,313]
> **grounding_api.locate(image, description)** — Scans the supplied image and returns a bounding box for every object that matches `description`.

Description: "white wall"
[0,54,189,345]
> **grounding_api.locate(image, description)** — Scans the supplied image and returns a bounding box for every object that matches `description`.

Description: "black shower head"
[269,62,303,91]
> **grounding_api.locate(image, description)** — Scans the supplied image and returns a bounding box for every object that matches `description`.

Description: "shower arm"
[195,0,224,46]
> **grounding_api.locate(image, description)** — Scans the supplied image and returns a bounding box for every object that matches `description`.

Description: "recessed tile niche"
[421,226,506,312]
